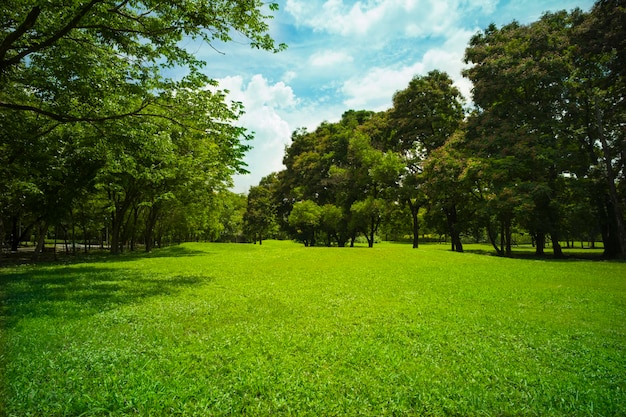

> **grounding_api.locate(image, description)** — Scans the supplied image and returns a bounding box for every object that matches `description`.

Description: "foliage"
[244,176,278,244]
[288,200,322,246]
[0,0,285,121]
[389,70,465,249]
[463,5,626,258]
[1,0,284,257]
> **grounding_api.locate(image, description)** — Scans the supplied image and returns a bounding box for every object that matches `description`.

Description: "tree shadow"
[463,248,617,262]
[0,244,211,267]
[0,263,213,329]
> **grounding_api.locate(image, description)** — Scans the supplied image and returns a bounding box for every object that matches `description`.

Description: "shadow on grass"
[0,244,211,268]
[93,245,213,264]
[0,262,212,329]
[463,247,614,262]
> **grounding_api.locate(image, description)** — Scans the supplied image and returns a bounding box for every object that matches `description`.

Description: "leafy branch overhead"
[0,0,286,122]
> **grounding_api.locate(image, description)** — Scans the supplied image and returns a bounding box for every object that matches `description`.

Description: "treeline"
[0,1,283,259]
[244,1,626,258]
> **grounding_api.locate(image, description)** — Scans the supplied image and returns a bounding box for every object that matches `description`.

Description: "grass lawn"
[1,241,625,416]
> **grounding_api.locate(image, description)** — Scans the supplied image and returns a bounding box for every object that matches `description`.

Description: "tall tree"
[422,131,475,253]
[388,70,465,249]
[569,0,626,257]
[464,11,584,257]
[244,176,278,245]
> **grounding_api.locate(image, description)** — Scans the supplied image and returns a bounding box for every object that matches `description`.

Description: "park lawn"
[1,241,625,416]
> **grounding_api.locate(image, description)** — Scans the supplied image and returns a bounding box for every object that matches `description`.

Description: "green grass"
[1,241,625,416]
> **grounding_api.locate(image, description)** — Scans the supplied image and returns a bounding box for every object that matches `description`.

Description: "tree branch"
[0,6,41,66]
[1,0,103,71]
[0,100,150,123]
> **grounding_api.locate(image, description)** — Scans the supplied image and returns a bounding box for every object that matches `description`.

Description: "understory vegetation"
[1,241,624,416]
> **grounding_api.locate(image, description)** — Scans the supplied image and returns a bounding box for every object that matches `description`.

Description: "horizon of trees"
[2,1,624,260]
[245,0,626,259]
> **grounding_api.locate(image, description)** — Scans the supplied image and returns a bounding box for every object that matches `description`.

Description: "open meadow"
[1,241,625,416]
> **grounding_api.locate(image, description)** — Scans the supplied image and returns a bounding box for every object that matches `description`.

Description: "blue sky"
[196,0,595,193]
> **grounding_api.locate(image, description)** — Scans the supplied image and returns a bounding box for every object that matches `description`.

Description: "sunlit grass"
[1,241,625,416]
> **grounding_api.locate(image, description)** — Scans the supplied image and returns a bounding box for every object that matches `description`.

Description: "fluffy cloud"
[217,75,297,193]
[342,63,423,110]
[341,27,475,110]
[218,74,346,193]
[309,50,354,67]
[285,0,491,41]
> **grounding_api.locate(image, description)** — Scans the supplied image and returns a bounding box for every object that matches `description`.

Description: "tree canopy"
[1,0,284,258]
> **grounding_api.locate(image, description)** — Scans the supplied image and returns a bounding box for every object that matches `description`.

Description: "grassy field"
[1,241,625,416]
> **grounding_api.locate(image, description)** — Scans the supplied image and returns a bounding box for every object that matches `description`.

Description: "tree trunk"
[550,232,564,258]
[32,221,48,262]
[595,97,626,258]
[10,216,19,252]
[9,216,33,252]
[452,231,463,252]
[601,195,622,258]
[445,204,463,252]
[407,199,420,249]
[535,232,545,256]
[144,205,160,252]
[82,225,88,253]
[504,219,512,257]
[487,222,504,256]
[109,192,134,255]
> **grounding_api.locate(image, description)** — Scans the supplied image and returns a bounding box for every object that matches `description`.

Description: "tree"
[422,131,475,253]
[217,192,247,243]
[350,197,386,248]
[277,111,385,247]
[288,200,322,247]
[388,70,465,248]
[569,0,626,257]
[244,178,278,245]
[319,204,343,246]
[464,11,584,258]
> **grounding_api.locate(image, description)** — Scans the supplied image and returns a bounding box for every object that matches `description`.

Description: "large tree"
[569,0,626,257]
[244,175,278,245]
[388,70,465,249]
[464,11,584,257]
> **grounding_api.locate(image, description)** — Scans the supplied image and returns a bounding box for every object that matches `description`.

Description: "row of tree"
[1,0,283,258]
[244,0,626,258]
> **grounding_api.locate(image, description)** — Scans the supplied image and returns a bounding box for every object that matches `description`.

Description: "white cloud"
[342,63,424,110]
[309,50,354,67]
[216,75,297,193]
[286,0,462,40]
[340,27,476,110]
[282,71,297,83]
[218,74,347,193]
